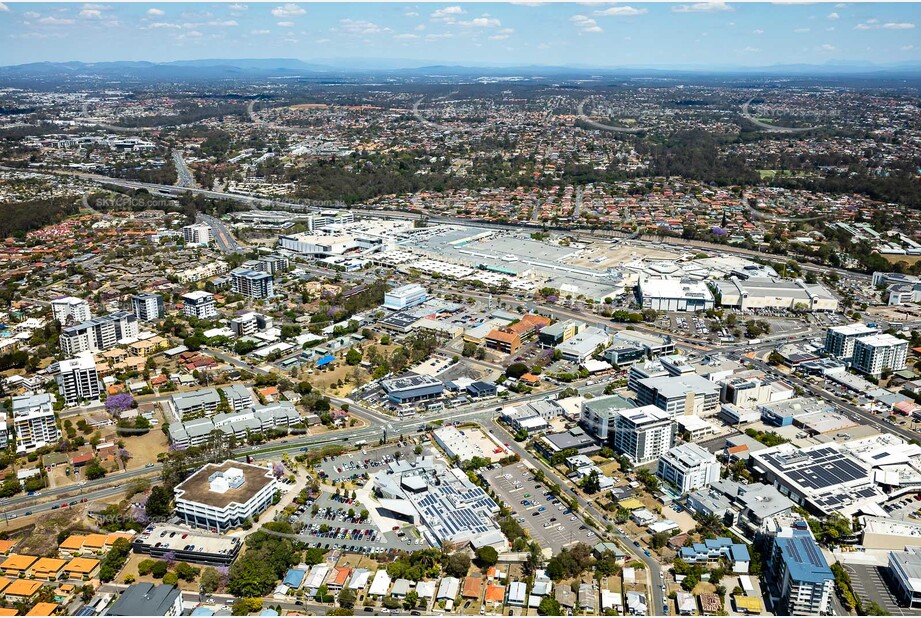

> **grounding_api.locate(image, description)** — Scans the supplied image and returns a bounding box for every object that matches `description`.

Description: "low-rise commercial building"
[638,277,715,312]
[383,284,428,310]
[380,374,444,404]
[173,461,277,533]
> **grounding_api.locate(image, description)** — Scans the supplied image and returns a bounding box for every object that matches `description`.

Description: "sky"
[0,2,918,68]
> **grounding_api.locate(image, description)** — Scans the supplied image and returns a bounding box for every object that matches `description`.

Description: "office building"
[230,312,272,337]
[131,293,164,322]
[383,284,428,310]
[173,461,277,533]
[278,232,358,257]
[60,312,138,356]
[230,268,274,299]
[107,583,183,616]
[538,319,584,348]
[168,403,302,449]
[51,296,91,325]
[181,291,217,319]
[638,277,715,312]
[851,333,908,376]
[182,223,211,246]
[555,326,611,363]
[53,352,101,407]
[889,550,921,609]
[380,374,444,404]
[485,329,521,354]
[580,394,636,442]
[12,394,60,454]
[635,373,720,418]
[657,443,721,494]
[824,323,880,361]
[612,405,676,464]
[762,521,834,616]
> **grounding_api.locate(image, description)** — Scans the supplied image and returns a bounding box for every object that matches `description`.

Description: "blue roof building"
[283,568,307,588]
[765,522,834,615]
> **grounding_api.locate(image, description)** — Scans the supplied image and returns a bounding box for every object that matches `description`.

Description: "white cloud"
[0,3,9,12]
[855,20,915,30]
[819,43,836,51]
[38,16,75,25]
[460,16,501,28]
[742,46,760,52]
[271,4,305,18]
[147,8,164,16]
[148,21,181,29]
[901,44,914,51]
[394,33,419,39]
[405,11,419,17]
[672,2,733,13]
[276,21,294,27]
[570,14,603,32]
[339,18,388,35]
[24,11,39,19]
[250,29,270,35]
[594,6,647,16]
[794,28,810,33]
[205,20,238,27]
[431,6,464,23]
[425,32,453,40]
[229,4,247,11]
[80,8,102,18]
[753,28,764,34]
[827,12,839,19]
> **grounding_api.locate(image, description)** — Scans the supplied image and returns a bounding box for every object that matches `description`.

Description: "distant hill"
[1,58,919,81]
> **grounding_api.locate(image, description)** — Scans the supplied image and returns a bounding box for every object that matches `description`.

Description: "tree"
[403,590,419,610]
[581,470,601,494]
[338,587,356,609]
[146,485,172,520]
[85,459,106,480]
[538,597,562,616]
[200,566,221,593]
[475,546,499,567]
[444,552,472,578]
[231,598,263,616]
[506,363,529,379]
[105,393,136,416]
[345,348,362,366]
[99,538,132,582]
[382,597,401,610]
[150,560,169,578]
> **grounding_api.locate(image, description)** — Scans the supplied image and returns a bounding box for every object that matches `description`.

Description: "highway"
[197,212,245,254]
[20,168,870,283]
[741,97,818,135]
[172,151,199,189]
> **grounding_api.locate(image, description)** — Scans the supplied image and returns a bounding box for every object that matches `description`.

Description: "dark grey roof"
[107,583,180,616]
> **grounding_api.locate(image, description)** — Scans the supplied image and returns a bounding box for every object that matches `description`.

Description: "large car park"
[482,462,592,553]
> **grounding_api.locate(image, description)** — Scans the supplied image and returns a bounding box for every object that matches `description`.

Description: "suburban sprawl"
[0,43,918,618]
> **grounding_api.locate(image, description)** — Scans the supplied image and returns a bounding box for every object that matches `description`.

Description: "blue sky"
[0,2,917,67]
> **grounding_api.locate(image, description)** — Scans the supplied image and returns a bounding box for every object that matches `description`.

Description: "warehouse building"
[712,277,838,312]
[637,277,715,312]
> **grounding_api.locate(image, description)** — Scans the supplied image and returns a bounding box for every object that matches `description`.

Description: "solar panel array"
[411,480,499,543]
[763,446,869,490]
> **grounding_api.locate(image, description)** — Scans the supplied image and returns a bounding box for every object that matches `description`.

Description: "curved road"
[741,97,819,134]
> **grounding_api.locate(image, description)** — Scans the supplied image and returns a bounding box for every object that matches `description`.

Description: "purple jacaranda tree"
[105,393,136,416]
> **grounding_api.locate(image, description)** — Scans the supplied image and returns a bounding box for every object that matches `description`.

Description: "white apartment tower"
[51,296,92,325]
[12,393,60,454]
[612,405,676,464]
[182,223,212,246]
[54,352,101,407]
[852,333,909,376]
[181,291,217,319]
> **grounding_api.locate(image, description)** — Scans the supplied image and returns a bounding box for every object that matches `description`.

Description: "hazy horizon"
[0,2,917,68]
